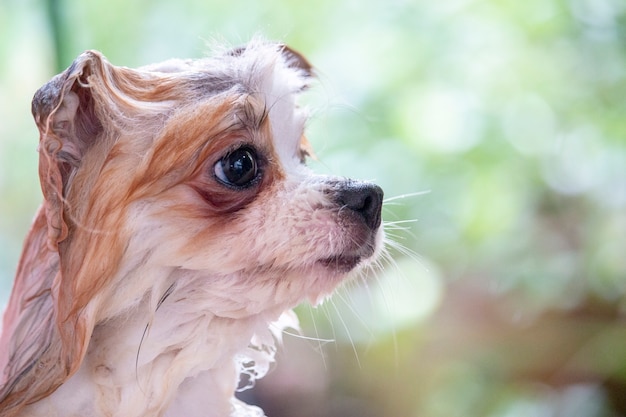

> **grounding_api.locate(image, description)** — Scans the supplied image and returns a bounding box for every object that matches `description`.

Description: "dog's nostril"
[336,182,384,230]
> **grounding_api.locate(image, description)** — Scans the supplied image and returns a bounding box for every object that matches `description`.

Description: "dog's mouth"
[317,241,377,273]
[318,255,363,272]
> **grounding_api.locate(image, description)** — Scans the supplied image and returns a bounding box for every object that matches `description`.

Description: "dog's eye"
[214,147,259,188]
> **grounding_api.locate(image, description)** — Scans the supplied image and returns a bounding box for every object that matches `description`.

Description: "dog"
[0,39,384,417]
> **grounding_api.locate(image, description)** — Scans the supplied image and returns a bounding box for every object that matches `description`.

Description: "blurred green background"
[1,0,626,415]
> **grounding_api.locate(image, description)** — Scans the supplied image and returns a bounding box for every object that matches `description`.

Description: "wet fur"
[0,40,383,417]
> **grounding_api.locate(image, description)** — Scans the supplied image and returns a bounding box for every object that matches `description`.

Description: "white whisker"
[307,305,330,369]
[281,328,335,344]
[329,298,362,369]
[333,290,374,342]
[383,190,431,203]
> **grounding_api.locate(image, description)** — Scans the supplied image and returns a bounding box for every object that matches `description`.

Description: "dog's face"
[0,41,383,415]
[119,49,385,317]
[41,42,384,318]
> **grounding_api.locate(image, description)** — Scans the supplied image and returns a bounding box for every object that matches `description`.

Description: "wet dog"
[0,40,384,417]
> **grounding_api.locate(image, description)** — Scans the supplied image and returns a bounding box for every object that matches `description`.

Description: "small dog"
[0,40,384,417]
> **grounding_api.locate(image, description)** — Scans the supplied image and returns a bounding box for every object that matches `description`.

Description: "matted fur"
[0,40,384,417]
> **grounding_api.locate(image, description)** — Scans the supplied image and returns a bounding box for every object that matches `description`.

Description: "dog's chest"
[27,308,257,417]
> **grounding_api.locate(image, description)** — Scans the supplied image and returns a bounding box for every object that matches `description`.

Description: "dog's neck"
[21,265,284,417]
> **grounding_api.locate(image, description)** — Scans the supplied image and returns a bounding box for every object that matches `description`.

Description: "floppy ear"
[34,51,106,251]
[0,51,111,415]
[0,209,70,416]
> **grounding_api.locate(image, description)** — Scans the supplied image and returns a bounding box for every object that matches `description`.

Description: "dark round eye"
[214,147,259,188]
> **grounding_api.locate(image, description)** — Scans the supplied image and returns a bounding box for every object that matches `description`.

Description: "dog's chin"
[316,232,380,274]
[317,255,363,273]
[317,244,376,273]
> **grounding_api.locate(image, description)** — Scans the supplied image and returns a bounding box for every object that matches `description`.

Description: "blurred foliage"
[1,0,625,415]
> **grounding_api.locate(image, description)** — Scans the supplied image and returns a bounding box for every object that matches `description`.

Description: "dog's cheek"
[242,181,343,267]
[124,177,353,277]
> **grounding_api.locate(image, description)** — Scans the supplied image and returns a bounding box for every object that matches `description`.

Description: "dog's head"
[0,40,383,414]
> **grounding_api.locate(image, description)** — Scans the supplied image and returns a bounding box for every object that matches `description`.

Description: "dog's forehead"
[212,44,309,168]
[144,44,310,167]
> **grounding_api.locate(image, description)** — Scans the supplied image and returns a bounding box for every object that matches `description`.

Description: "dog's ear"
[277,45,316,160]
[0,210,72,415]
[0,52,120,415]
[229,42,314,79]
[32,51,106,251]
[279,44,314,78]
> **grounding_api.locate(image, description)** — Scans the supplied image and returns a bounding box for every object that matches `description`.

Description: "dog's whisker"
[328,298,362,369]
[333,289,374,342]
[319,302,339,353]
[384,219,420,227]
[307,305,329,370]
[383,190,431,203]
[367,266,402,368]
[280,328,335,344]
[384,238,423,266]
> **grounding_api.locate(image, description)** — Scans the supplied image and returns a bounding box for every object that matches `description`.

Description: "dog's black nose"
[336,182,384,230]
